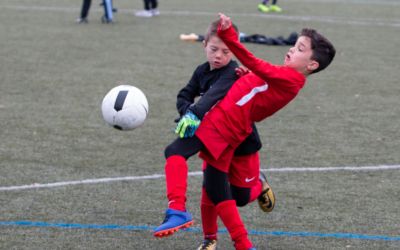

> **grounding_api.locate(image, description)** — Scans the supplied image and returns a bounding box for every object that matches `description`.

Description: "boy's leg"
[200,187,218,238]
[231,175,275,213]
[230,184,251,206]
[154,136,203,237]
[164,137,204,211]
[198,187,218,250]
[204,165,254,250]
[216,200,253,250]
[165,155,188,211]
[229,153,275,212]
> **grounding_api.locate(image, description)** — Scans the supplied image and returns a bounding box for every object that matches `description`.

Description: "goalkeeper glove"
[175,111,200,138]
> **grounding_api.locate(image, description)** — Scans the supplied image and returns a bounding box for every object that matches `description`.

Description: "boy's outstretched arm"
[217,12,270,77]
[217,13,303,88]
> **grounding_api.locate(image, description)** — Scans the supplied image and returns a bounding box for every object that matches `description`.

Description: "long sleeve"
[176,69,200,117]
[217,25,305,93]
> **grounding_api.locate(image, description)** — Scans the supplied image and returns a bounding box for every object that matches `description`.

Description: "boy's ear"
[307,60,319,72]
[202,40,207,47]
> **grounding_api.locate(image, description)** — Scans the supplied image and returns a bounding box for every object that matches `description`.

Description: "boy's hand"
[175,111,200,138]
[235,66,250,77]
[218,13,232,30]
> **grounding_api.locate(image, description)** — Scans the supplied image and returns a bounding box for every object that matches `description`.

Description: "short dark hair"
[301,28,336,74]
[204,20,239,43]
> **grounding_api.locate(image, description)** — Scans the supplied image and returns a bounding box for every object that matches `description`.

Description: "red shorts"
[196,116,260,187]
[229,152,260,188]
[201,152,260,188]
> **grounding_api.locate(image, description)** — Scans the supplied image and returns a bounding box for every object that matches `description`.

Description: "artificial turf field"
[0,0,399,249]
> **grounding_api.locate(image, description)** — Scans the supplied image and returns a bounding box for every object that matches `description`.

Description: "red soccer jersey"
[196,25,306,162]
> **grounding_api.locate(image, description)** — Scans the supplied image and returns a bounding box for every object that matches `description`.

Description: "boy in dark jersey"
[153,20,276,242]
[157,12,335,249]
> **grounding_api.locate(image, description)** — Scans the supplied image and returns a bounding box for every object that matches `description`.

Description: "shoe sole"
[197,240,217,250]
[258,186,275,212]
[153,220,194,238]
[258,173,276,213]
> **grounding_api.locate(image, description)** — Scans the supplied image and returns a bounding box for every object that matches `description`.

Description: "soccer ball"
[101,85,149,130]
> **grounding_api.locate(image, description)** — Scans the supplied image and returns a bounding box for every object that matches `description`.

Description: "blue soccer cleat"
[153,208,194,237]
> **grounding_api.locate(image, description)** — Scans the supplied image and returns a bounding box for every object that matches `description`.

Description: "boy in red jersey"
[156,13,335,250]
[154,20,276,242]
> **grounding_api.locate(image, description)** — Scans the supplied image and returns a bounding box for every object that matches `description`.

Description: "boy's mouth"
[284,54,290,64]
[213,61,221,67]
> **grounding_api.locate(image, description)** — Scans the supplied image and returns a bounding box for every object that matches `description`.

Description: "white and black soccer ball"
[101,85,149,130]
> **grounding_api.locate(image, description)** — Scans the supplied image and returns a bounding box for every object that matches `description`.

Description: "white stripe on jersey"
[235,83,269,106]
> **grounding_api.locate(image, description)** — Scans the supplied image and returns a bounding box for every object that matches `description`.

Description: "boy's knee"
[231,185,250,207]
[164,144,174,158]
[234,197,249,207]
[204,166,232,205]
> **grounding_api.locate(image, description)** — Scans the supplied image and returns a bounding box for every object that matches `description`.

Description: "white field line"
[1,165,399,191]
[1,5,400,28]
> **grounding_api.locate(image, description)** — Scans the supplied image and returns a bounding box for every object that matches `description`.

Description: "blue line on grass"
[1,220,399,241]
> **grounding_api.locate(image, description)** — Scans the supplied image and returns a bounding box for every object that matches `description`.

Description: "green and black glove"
[175,111,200,138]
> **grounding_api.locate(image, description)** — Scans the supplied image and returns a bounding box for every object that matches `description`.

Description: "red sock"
[200,188,218,240]
[216,200,252,250]
[165,155,188,211]
[249,180,262,202]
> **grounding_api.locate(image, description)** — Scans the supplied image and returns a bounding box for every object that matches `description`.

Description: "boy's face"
[204,35,233,70]
[284,36,319,75]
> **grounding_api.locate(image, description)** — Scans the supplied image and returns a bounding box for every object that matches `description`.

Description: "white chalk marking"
[1,165,399,191]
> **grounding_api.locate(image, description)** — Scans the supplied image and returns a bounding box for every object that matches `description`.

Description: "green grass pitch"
[1,0,399,249]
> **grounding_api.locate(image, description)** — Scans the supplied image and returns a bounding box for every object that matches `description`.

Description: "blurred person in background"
[135,0,160,17]
[258,0,282,13]
[77,0,115,24]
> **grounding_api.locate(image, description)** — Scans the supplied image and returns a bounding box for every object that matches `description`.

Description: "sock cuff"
[166,155,186,163]
[215,199,236,212]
